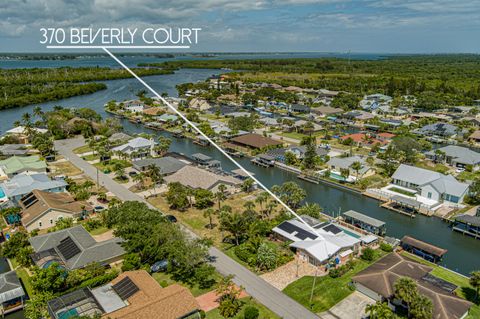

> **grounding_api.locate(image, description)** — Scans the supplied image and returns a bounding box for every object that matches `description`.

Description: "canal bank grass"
[206,297,280,319]
[283,251,387,313]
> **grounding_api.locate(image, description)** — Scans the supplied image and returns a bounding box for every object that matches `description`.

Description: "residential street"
[54,137,321,319]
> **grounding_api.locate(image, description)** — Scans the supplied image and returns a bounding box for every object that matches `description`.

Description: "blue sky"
[1,0,479,53]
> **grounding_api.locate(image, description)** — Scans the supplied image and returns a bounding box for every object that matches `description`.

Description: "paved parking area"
[320,291,375,319]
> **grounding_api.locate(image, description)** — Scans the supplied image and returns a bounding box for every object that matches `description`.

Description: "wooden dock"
[381,202,416,218]
[251,158,272,167]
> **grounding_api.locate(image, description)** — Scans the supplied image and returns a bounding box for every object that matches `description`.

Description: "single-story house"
[20,190,93,232]
[343,110,375,122]
[414,122,458,138]
[156,113,179,124]
[0,144,30,157]
[164,165,242,193]
[289,104,311,113]
[272,217,361,266]
[0,271,26,315]
[391,164,469,205]
[0,173,67,205]
[29,225,125,270]
[111,137,157,158]
[327,156,375,181]
[352,253,471,319]
[4,126,48,143]
[311,106,343,117]
[132,156,187,175]
[425,145,480,170]
[47,270,200,319]
[107,132,132,144]
[267,146,329,162]
[123,100,148,113]
[0,155,47,179]
[189,98,212,111]
[340,133,389,148]
[230,133,283,150]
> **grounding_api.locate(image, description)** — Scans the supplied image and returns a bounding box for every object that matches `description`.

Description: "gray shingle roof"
[392,164,441,185]
[132,157,186,175]
[0,271,25,303]
[29,225,125,270]
[328,156,371,175]
[426,145,480,165]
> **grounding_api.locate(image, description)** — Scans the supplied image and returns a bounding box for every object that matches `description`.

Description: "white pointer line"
[102,47,322,237]
[47,45,190,49]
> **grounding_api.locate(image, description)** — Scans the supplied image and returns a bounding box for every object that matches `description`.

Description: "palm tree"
[470,270,480,301]
[114,166,126,181]
[255,192,269,214]
[340,167,350,181]
[394,277,418,316]
[33,106,44,121]
[133,172,145,190]
[241,178,254,193]
[219,211,247,245]
[265,200,278,219]
[215,184,227,210]
[156,136,172,156]
[410,294,433,319]
[243,201,256,214]
[203,208,216,229]
[147,164,162,195]
[350,161,363,183]
[365,301,395,319]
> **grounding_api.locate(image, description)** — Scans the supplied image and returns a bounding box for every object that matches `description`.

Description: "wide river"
[0,54,478,277]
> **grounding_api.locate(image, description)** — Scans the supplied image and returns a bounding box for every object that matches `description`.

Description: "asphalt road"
[54,137,321,319]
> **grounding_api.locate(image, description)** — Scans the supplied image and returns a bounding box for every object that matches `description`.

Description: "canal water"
[0,56,479,275]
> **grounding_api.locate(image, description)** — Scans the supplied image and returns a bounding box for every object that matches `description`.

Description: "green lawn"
[388,187,416,197]
[152,271,222,297]
[83,153,100,161]
[279,131,308,140]
[73,145,92,154]
[16,267,33,297]
[206,297,280,319]
[283,253,385,313]
[88,226,110,236]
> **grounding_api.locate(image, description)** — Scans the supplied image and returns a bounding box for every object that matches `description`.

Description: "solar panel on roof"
[57,236,81,260]
[277,222,317,240]
[21,192,38,208]
[112,276,139,300]
[323,224,342,235]
[314,222,329,229]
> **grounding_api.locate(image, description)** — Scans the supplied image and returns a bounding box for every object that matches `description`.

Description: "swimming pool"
[0,187,5,198]
[338,226,361,239]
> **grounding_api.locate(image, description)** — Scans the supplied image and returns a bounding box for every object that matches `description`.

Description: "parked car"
[165,215,177,223]
[128,171,137,177]
[94,206,105,212]
[150,260,168,273]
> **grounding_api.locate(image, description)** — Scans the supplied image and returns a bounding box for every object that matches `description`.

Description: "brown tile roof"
[352,253,472,319]
[230,133,283,149]
[104,270,199,319]
[21,190,92,226]
[469,130,480,140]
[401,235,448,257]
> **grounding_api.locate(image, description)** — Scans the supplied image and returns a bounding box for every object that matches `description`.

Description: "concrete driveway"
[320,291,375,319]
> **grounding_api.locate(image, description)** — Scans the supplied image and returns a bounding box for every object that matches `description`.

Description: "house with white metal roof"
[272,217,361,266]
[391,164,469,205]
[111,137,157,159]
